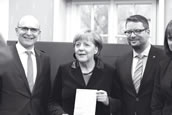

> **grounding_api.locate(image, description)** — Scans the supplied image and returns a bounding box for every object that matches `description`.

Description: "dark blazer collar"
[71,57,104,69]
[137,45,160,94]
[9,45,31,94]
[10,45,42,95]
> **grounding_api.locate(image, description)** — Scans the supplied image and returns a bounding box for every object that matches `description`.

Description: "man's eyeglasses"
[18,26,40,33]
[124,29,147,36]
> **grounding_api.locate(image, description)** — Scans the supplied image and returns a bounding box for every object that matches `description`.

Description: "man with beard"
[114,15,165,115]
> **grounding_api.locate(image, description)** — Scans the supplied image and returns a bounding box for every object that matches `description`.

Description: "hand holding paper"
[96,90,109,106]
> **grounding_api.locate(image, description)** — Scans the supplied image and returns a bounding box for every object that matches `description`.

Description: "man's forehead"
[126,22,144,29]
[18,15,40,28]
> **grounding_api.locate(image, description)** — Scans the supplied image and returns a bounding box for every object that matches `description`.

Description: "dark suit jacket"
[49,58,121,115]
[0,45,51,115]
[151,57,172,115]
[115,46,165,115]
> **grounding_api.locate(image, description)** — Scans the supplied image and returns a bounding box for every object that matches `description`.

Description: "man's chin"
[129,42,139,47]
[130,43,140,48]
[78,59,87,63]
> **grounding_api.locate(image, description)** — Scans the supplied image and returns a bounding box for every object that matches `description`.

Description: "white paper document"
[73,89,97,115]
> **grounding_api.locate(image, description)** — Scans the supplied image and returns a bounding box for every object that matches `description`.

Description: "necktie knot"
[25,51,32,56]
[136,54,144,59]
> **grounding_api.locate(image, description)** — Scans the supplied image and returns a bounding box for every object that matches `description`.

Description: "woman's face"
[74,39,98,63]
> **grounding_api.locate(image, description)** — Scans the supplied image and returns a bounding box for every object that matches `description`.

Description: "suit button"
[136,97,139,101]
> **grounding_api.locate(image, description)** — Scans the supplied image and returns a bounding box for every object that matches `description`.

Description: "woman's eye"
[75,43,80,47]
[83,43,91,47]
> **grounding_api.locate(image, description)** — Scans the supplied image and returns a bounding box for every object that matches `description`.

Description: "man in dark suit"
[115,15,165,115]
[0,15,51,115]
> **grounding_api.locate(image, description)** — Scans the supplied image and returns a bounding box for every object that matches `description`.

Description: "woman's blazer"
[49,58,121,115]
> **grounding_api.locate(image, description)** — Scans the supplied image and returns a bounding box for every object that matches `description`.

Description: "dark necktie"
[26,51,34,92]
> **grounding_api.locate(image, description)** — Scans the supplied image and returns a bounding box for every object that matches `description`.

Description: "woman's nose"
[78,44,85,50]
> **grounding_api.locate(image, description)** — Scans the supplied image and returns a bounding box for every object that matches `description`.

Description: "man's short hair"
[125,15,149,29]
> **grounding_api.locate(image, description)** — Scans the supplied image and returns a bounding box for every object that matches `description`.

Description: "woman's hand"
[96,90,109,106]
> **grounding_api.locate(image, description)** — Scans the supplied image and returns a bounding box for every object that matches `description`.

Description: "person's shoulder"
[151,45,167,60]
[59,61,74,69]
[35,48,49,57]
[159,56,171,66]
[151,45,164,54]
[99,60,116,72]
[116,51,132,62]
[36,48,46,54]
[158,56,172,76]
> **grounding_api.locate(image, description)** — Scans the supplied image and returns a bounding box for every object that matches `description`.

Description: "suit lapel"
[10,46,31,93]
[138,46,157,94]
[126,52,138,95]
[71,64,86,87]
[87,67,101,87]
[31,49,41,94]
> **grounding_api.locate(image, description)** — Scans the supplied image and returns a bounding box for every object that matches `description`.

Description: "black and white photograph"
[0,0,171,115]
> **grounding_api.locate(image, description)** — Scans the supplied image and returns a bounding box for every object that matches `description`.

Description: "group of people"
[0,14,172,115]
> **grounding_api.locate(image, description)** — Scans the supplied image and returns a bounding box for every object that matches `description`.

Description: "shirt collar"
[16,42,35,55]
[133,44,151,58]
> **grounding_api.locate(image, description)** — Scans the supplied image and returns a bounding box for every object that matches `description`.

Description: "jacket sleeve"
[151,65,164,115]
[109,67,122,115]
[48,66,66,115]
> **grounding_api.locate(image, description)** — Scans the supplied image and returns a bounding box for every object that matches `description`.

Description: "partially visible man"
[0,33,12,63]
[115,15,165,115]
[0,33,6,47]
[0,15,51,115]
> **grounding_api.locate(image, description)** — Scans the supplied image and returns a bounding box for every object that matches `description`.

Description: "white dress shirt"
[16,42,37,84]
[132,44,151,78]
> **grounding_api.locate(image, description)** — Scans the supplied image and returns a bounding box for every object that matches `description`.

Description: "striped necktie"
[133,55,144,93]
[26,51,34,92]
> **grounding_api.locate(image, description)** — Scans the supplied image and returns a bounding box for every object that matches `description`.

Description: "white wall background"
[8,0,53,41]
[53,0,68,42]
